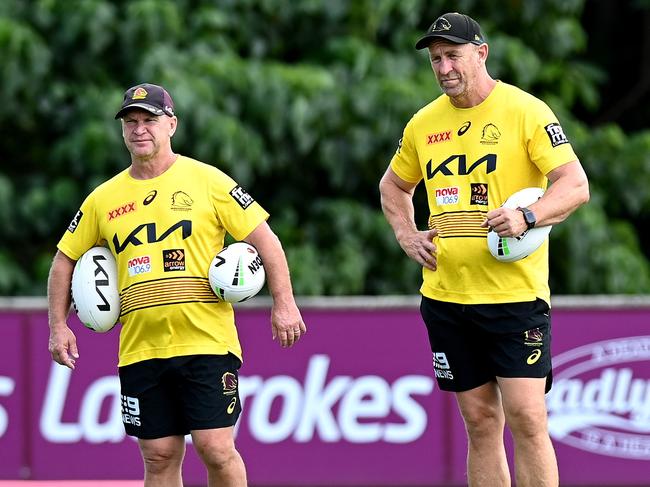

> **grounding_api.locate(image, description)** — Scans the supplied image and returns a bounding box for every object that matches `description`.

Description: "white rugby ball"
[487,187,552,262]
[208,242,265,303]
[71,247,120,332]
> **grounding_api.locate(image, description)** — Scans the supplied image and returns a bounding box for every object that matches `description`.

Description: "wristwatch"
[517,207,536,229]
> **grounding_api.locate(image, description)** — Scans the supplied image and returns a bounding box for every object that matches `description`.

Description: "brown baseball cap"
[115,83,175,119]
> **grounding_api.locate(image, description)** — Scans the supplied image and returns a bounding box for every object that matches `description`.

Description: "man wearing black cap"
[47,82,307,487]
[379,13,589,487]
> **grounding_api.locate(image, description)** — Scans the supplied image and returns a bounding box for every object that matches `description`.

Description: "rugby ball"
[487,187,552,262]
[208,242,265,303]
[71,247,120,332]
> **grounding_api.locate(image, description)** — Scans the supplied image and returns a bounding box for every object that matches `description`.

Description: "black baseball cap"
[115,83,175,119]
[415,12,485,50]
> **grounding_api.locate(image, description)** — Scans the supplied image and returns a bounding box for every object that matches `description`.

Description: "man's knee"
[461,402,506,438]
[194,436,239,470]
[140,441,185,474]
[505,404,549,438]
[457,386,506,438]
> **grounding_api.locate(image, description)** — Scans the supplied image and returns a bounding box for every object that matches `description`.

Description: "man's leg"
[192,426,247,487]
[455,381,511,487]
[499,377,558,487]
[138,435,186,487]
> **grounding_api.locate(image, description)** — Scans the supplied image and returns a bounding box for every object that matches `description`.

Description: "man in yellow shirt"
[379,13,589,487]
[48,83,306,487]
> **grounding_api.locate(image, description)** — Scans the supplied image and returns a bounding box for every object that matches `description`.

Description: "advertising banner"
[546,309,650,485]
[0,300,649,485]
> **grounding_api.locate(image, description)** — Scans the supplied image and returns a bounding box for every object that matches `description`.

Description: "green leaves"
[551,204,650,294]
[0,16,51,128]
[1,0,649,296]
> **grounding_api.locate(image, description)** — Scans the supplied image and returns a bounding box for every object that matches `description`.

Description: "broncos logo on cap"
[132,87,148,100]
[432,17,452,31]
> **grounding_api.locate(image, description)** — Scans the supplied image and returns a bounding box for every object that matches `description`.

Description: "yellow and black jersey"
[390,81,578,305]
[58,156,269,366]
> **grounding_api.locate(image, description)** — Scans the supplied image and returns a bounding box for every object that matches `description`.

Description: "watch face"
[519,207,535,228]
[524,209,535,227]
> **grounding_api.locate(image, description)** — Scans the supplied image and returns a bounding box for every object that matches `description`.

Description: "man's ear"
[169,116,178,137]
[477,43,489,63]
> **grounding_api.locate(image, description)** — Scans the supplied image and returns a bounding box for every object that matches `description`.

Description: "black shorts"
[118,353,242,439]
[420,296,553,393]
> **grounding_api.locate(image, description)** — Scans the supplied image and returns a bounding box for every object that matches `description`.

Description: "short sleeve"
[57,194,103,260]
[209,170,269,241]
[389,119,423,184]
[527,100,578,175]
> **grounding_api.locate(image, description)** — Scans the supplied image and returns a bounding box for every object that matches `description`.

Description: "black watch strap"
[517,207,536,229]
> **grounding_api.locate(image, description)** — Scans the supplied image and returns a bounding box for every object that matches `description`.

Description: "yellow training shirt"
[390,81,578,305]
[58,156,269,366]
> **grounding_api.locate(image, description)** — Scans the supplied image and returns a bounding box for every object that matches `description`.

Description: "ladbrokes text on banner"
[0,303,649,485]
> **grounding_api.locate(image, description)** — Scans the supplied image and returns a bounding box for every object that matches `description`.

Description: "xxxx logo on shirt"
[108,202,136,221]
[426,130,452,144]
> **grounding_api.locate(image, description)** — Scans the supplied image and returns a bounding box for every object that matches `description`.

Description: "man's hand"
[48,324,79,369]
[47,250,78,369]
[482,208,527,237]
[379,168,438,270]
[244,222,307,348]
[398,228,438,270]
[271,301,307,348]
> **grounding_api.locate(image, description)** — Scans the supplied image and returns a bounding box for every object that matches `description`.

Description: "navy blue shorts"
[119,353,242,439]
[420,297,553,393]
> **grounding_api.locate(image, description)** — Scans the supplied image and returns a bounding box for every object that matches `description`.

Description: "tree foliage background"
[1,0,650,296]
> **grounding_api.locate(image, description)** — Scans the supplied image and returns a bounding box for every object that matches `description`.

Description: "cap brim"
[115,103,165,119]
[415,34,477,50]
